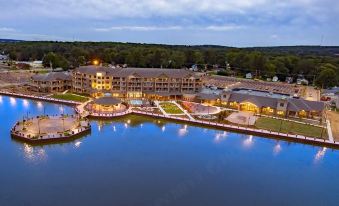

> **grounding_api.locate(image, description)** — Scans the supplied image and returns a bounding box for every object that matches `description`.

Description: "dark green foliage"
[0,41,338,87]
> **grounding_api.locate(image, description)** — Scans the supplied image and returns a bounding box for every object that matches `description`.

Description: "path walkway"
[76,100,92,118]
[227,111,258,125]
[171,101,195,120]
[326,111,339,141]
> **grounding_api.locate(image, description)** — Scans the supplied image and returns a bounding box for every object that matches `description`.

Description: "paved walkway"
[326,111,339,141]
[226,111,258,125]
[76,100,92,117]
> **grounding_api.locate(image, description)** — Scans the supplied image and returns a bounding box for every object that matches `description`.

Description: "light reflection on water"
[314,147,327,163]
[243,135,254,148]
[22,143,47,162]
[10,97,16,106]
[214,131,227,143]
[273,142,282,155]
[74,141,82,148]
[178,124,188,137]
[22,99,29,108]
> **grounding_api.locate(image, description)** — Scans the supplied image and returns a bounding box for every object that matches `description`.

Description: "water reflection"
[273,142,282,155]
[113,125,116,132]
[74,141,82,148]
[314,147,327,163]
[243,135,254,148]
[59,106,64,113]
[10,97,16,106]
[161,126,166,132]
[0,95,3,103]
[37,101,43,109]
[178,125,188,137]
[214,131,227,143]
[23,99,29,108]
[22,143,47,162]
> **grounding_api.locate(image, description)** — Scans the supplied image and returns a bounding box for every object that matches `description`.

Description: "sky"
[0,0,338,47]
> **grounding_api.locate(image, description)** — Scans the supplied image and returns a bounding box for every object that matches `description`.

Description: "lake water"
[0,95,338,206]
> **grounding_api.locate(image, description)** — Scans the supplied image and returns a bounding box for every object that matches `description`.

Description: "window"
[280,103,284,107]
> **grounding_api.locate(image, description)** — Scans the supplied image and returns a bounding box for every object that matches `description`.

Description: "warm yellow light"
[93,60,99,65]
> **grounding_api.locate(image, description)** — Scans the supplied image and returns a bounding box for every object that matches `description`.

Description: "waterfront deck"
[11,115,91,143]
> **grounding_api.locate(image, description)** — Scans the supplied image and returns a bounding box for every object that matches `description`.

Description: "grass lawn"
[159,102,184,114]
[51,93,89,103]
[255,117,327,139]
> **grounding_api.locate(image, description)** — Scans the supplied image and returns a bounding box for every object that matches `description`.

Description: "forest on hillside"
[0,41,338,88]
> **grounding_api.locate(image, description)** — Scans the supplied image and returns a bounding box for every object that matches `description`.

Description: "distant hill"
[0,39,338,56]
[0,39,24,43]
[244,46,339,56]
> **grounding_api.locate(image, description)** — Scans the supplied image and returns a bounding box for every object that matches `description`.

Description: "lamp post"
[37,117,41,135]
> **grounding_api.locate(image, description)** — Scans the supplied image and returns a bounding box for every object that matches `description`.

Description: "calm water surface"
[0,95,338,206]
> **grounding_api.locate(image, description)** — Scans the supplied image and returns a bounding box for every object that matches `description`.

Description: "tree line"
[0,41,338,88]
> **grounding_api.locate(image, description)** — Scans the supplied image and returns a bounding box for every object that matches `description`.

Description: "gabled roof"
[74,66,197,79]
[32,72,71,81]
[287,98,325,112]
[228,93,277,108]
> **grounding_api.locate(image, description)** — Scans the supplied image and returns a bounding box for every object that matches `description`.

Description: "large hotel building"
[72,66,203,99]
[30,65,325,119]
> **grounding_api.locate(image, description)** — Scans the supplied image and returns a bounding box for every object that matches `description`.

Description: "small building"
[297,78,309,85]
[245,73,252,79]
[285,77,293,84]
[272,76,279,82]
[0,54,8,60]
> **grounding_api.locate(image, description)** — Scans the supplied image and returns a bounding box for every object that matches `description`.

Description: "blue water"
[0,95,338,206]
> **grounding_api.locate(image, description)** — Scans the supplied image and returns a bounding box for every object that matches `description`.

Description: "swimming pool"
[129,99,143,105]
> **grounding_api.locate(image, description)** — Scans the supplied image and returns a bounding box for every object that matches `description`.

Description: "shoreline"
[0,91,81,106]
[86,109,339,149]
[2,92,338,149]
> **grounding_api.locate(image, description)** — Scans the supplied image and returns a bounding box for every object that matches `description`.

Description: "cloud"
[0,0,338,46]
[205,25,245,31]
[2,0,338,21]
[94,26,183,31]
[0,27,16,32]
[94,24,245,32]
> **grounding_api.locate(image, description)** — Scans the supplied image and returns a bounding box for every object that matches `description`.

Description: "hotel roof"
[31,72,72,81]
[74,66,198,78]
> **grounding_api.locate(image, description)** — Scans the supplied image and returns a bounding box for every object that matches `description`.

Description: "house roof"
[92,97,122,105]
[229,93,277,108]
[287,98,325,112]
[196,93,219,100]
[32,72,71,81]
[74,66,197,79]
[225,92,325,112]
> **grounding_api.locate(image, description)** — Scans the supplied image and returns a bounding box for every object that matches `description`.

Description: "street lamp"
[93,60,99,66]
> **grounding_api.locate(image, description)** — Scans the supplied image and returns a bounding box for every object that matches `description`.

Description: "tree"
[42,52,69,69]
[315,64,338,88]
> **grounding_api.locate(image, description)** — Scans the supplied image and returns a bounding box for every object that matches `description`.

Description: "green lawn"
[255,117,327,139]
[51,93,89,103]
[159,102,184,114]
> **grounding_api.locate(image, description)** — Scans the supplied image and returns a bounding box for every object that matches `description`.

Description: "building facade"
[196,90,325,119]
[30,72,72,93]
[72,66,203,99]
